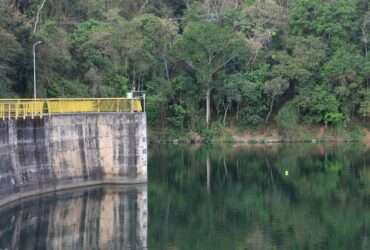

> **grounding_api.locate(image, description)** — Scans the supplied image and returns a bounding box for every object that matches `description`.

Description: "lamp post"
[33,41,43,99]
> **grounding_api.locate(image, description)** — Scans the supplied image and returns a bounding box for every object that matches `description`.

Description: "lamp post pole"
[33,41,43,99]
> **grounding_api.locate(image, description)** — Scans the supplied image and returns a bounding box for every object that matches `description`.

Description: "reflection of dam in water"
[0,185,148,250]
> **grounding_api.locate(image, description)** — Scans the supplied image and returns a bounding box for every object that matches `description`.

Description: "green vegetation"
[2,0,370,138]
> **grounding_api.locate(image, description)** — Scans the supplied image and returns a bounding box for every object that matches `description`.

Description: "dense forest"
[1,0,370,135]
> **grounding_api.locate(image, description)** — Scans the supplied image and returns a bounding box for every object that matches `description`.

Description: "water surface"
[149,144,370,250]
[0,185,147,250]
[1,144,370,250]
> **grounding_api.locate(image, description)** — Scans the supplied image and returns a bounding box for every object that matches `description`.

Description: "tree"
[290,0,357,42]
[272,36,327,87]
[361,12,370,58]
[34,21,75,97]
[129,14,178,89]
[264,77,289,122]
[214,76,242,126]
[202,0,243,18]
[239,0,288,65]
[297,85,342,124]
[322,45,364,116]
[0,28,22,97]
[174,21,248,127]
[3,0,370,131]
[112,14,178,128]
[71,19,116,96]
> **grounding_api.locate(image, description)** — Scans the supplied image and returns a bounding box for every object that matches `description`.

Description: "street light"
[33,41,43,99]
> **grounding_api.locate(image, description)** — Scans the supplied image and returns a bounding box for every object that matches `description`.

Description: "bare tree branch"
[139,0,149,14]
[33,0,47,33]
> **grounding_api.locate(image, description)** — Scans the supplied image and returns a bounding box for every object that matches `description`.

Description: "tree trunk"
[160,103,166,132]
[34,0,47,33]
[265,96,275,123]
[163,56,170,82]
[236,103,240,121]
[223,103,229,126]
[206,88,211,128]
[223,158,228,177]
[207,153,211,193]
[365,45,368,59]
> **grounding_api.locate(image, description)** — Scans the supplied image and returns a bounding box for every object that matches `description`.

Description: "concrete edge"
[0,179,147,209]
[44,112,147,117]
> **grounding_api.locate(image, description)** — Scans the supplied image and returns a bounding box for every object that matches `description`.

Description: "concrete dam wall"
[0,113,147,206]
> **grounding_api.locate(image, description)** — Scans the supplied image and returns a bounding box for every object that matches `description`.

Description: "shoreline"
[149,125,370,145]
[149,138,363,145]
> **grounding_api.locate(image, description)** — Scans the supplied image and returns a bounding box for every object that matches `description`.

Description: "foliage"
[297,85,343,125]
[167,104,188,129]
[275,101,299,132]
[272,36,327,86]
[289,0,357,42]
[174,21,248,125]
[1,0,370,130]
[239,108,264,128]
[47,80,90,97]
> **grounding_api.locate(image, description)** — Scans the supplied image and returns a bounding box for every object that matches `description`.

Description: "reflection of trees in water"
[149,144,370,250]
[0,185,148,250]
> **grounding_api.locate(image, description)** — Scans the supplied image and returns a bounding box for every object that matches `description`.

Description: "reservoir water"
[0,144,370,250]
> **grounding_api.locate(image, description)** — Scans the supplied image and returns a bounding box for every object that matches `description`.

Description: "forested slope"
[1,0,370,135]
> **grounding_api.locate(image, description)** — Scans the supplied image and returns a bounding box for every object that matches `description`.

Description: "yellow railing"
[0,98,143,120]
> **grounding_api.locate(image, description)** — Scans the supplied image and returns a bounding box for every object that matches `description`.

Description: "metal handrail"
[0,98,144,120]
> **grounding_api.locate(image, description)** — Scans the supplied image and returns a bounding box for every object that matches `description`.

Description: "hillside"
[1,0,370,138]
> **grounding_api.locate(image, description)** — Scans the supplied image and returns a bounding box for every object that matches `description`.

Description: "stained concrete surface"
[0,113,147,206]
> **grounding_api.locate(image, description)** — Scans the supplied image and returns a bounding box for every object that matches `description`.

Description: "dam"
[0,97,147,206]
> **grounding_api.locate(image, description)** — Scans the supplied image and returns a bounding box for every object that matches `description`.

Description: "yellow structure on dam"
[0,98,143,120]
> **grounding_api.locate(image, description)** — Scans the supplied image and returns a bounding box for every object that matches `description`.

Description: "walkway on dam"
[0,97,144,120]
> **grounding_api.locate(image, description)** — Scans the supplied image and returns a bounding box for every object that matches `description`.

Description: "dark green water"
[1,144,370,250]
[149,144,370,250]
